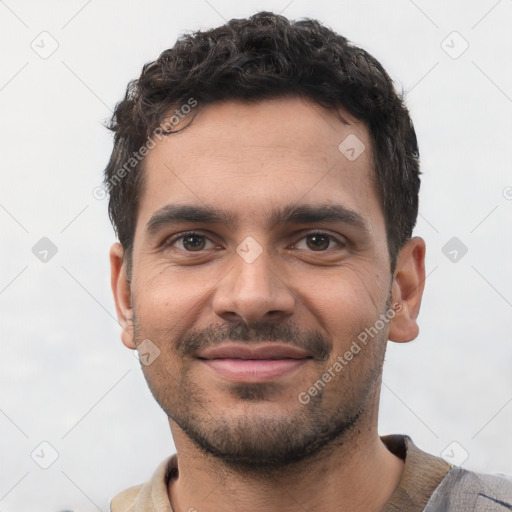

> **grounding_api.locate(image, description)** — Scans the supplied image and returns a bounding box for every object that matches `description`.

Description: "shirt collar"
[381,434,452,512]
[111,435,452,512]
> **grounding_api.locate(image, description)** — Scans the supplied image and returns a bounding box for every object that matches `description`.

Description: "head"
[107,12,425,472]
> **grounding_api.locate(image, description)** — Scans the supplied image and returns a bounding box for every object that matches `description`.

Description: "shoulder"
[109,455,177,512]
[382,435,512,511]
[425,467,512,511]
[110,483,143,511]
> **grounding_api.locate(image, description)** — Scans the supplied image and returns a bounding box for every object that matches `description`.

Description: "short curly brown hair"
[104,11,420,271]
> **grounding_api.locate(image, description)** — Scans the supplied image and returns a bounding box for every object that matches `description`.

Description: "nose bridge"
[235,245,273,292]
[212,237,295,323]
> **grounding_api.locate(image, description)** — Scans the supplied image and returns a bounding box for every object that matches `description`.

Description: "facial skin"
[111,97,426,511]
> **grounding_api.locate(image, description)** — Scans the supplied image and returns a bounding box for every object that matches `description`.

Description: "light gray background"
[1,0,511,510]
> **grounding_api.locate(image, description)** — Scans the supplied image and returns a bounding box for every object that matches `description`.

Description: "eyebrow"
[145,203,369,235]
[146,204,235,235]
[274,204,368,232]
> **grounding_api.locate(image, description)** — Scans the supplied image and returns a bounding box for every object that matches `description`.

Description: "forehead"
[137,97,381,230]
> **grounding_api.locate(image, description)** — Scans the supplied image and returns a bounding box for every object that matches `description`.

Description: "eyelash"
[163,230,345,252]
[291,230,343,251]
[162,231,218,251]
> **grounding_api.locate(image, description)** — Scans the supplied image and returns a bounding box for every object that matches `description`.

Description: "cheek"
[296,265,387,335]
[133,266,215,333]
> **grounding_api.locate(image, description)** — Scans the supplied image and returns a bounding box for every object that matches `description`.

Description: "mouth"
[197,343,314,383]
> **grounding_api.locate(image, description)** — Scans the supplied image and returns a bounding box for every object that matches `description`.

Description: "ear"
[110,243,136,349]
[388,237,426,343]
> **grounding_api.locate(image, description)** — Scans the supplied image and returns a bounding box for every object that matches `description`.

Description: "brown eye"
[182,234,206,251]
[305,234,331,251]
[164,231,220,257]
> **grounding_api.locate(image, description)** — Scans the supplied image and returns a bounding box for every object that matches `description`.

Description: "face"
[111,97,424,471]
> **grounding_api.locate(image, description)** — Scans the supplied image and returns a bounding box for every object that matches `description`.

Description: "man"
[105,11,512,512]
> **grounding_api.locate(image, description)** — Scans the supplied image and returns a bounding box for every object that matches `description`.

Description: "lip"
[197,343,313,383]
[197,343,312,360]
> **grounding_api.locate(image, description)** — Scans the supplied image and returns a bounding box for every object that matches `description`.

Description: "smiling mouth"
[200,358,310,382]
[197,343,314,383]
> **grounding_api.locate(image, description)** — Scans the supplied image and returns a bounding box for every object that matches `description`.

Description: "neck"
[167,402,404,512]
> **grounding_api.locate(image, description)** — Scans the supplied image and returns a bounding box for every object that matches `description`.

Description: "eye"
[293,232,342,251]
[166,232,217,252]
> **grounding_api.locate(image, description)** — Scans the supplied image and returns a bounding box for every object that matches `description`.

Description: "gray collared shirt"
[110,434,512,511]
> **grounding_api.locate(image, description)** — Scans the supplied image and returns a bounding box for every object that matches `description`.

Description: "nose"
[212,244,296,325]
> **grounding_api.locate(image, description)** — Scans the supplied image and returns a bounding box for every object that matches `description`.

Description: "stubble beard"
[135,334,386,477]
[168,376,371,477]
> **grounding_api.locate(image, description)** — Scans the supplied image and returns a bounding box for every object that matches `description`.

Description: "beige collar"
[110,435,452,512]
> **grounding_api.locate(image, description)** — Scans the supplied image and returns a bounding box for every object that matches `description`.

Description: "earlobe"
[388,237,426,343]
[109,243,136,349]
